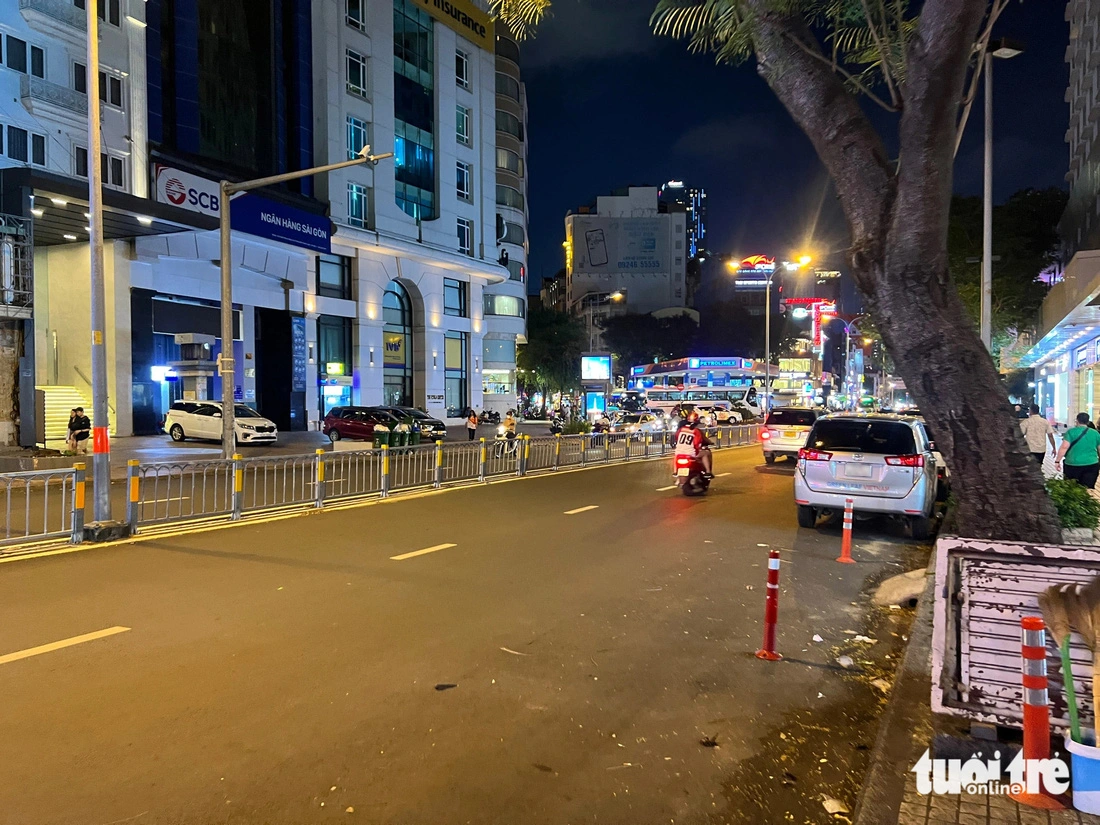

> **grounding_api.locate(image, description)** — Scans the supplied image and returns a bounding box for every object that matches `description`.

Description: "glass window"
[501,221,524,245]
[808,420,917,454]
[99,72,123,107]
[457,218,473,256]
[6,127,27,162]
[444,278,467,317]
[74,62,87,93]
[505,258,524,282]
[348,183,369,228]
[30,46,44,78]
[347,116,369,160]
[101,154,124,187]
[496,110,523,140]
[496,184,524,211]
[98,0,120,25]
[455,49,469,88]
[317,254,353,300]
[394,0,434,88]
[765,409,817,427]
[346,0,366,31]
[444,332,467,417]
[495,72,520,100]
[483,338,516,363]
[456,104,471,144]
[74,146,88,177]
[456,161,472,202]
[383,281,413,406]
[6,37,27,74]
[484,294,524,317]
[31,134,45,166]
[393,0,435,220]
[346,49,368,97]
[482,370,513,395]
[496,147,522,176]
[394,118,436,220]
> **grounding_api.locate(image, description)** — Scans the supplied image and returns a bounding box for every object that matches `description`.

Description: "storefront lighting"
[63,234,77,241]
[30,208,43,218]
[136,216,153,226]
[369,347,375,366]
[50,198,67,207]
[433,351,438,369]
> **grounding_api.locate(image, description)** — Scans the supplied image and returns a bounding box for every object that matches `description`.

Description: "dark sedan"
[369,406,448,440]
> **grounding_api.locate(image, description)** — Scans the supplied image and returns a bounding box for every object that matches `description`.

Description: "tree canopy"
[517,305,587,395]
[599,313,698,368]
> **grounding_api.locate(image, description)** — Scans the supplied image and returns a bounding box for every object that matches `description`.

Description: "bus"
[629,357,768,420]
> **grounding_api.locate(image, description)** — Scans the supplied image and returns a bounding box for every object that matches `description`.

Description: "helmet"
[685,409,700,425]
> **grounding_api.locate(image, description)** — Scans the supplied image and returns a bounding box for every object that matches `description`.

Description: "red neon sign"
[739,255,776,272]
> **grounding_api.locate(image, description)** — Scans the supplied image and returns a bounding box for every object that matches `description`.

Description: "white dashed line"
[390,543,457,561]
[0,626,131,667]
[564,505,600,515]
[656,485,677,491]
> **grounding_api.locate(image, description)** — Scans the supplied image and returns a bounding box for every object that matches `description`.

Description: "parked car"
[322,407,401,442]
[165,401,278,445]
[793,413,938,539]
[761,407,819,464]
[370,406,448,440]
[609,412,666,435]
[902,409,950,500]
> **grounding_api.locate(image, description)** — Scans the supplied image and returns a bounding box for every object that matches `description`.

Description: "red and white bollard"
[836,497,856,564]
[755,549,782,661]
[1010,615,1066,809]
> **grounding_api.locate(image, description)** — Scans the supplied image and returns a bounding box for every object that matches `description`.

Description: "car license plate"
[844,463,873,479]
[677,468,690,477]
[784,430,798,438]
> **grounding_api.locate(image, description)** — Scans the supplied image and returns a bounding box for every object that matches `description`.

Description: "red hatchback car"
[322,407,399,442]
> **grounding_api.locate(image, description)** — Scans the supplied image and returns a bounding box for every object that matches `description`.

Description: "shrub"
[562,420,591,435]
[1045,478,1100,529]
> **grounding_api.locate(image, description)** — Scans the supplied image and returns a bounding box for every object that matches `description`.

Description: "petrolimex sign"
[414,0,493,50]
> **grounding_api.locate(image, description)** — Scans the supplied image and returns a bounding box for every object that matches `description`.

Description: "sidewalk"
[855,561,1100,825]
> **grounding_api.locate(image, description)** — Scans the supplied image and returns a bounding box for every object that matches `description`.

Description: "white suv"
[761,407,818,463]
[793,414,937,539]
[164,401,279,446]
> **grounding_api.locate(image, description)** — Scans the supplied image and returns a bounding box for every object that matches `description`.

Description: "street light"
[217,145,394,457]
[763,256,811,414]
[981,37,1025,351]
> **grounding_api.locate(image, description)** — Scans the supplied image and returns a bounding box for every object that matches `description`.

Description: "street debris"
[500,647,528,656]
[836,656,854,669]
[812,634,824,643]
[871,678,891,692]
[700,735,719,748]
[346,807,354,814]
[434,683,457,691]
[822,797,850,815]
[852,635,877,645]
[872,569,924,607]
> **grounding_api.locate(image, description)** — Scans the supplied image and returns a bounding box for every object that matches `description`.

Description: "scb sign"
[155,165,221,218]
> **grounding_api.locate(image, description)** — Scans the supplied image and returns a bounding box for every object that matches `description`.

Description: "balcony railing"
[20,75,88,116]
[19,0,86,29]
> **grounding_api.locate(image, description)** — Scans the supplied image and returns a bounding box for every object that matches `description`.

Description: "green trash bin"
[373,429,390,449]
[409,430,421,446]
[393,430,409,447]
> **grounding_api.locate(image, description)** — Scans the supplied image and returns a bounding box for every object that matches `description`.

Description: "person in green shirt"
[1055,412,1100,489]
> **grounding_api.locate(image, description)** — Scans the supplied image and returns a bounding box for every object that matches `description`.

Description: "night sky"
[520,0,1069,291]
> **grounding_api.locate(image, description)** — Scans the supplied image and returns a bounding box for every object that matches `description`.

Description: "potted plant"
[1046,478,1100,545]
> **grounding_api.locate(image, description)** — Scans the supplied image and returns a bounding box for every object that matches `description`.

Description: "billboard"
[571,216,668,274]
[154,164,220,217]
[581,353,612,381]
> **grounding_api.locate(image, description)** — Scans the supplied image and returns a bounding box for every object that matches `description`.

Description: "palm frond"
[488,0,551,41]
[651,0,752,65]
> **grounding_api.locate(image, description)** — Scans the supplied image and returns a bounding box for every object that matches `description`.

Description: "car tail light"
[798,448,833,461]
[885,454,925,467]
[760,430,771,440]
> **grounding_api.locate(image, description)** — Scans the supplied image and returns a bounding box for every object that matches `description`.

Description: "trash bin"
[393,430,409,447]
[409,430,421,446]
[373,429,390,448]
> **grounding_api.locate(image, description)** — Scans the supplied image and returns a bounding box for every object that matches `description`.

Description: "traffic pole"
[755,549,782,661]
[836,497,856,564]
[1010,616,1066,809]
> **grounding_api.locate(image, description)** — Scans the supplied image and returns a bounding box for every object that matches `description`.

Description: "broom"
[1039,583,1082,743]
[1070,577,1100,742]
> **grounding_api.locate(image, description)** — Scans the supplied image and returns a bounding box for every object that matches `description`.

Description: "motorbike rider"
[502,410,517,440]
[674,409,713,478]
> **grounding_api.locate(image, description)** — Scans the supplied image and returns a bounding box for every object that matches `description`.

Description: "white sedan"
[164,401,279,445]
[610,413,666,435]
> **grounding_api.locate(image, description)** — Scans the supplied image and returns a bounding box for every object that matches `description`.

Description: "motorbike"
[479,410,501,425]
[493,426,519,459]
[673,453,711,497]
[548,416,564,435]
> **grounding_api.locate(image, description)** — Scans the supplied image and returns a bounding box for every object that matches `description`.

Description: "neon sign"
[739,255,776,273]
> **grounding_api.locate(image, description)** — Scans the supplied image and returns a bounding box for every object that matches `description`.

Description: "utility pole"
[981,51,993,351]
[217,147,394,457]
[87,2,111,522]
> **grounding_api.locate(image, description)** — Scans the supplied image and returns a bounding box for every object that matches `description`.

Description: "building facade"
[1016,0,1100,426]
[658,180,705,259]
[1,0,526,443]
[563,185,689,351]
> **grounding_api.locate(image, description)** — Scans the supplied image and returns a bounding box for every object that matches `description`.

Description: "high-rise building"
[659,180,706,259]
[0,0,526,444]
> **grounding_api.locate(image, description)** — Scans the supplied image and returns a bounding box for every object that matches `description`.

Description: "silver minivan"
[761,407,818,463]
[793,414,937,539]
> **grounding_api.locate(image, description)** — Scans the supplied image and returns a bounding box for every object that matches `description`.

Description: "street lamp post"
[981,38,1025,351]
[217,147,393,457]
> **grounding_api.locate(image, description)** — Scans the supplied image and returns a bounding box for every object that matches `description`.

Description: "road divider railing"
[1,424,762,547]
[0,465,83,548]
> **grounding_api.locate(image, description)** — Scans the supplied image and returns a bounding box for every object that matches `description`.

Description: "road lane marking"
[564,505,599,515]
[716,472,732,477]
[390,543,457,561]
[0,626,131,666]
[656,485,677,491]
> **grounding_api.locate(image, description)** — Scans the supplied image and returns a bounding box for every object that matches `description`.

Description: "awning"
[0,167,216,247]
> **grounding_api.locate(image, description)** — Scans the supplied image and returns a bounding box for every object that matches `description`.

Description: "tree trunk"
[0,320,22,447]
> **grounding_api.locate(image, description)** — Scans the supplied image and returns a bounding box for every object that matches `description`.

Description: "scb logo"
[164,177,219,212]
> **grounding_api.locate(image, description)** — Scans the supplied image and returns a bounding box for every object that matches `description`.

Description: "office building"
[658,180,705,259]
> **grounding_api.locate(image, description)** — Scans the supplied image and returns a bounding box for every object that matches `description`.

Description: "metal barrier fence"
[113,423,760,535]
[0,465,83,548]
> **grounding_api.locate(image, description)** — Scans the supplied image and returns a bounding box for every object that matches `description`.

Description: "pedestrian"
[70,406,91,455]
[1020,404,1056,464]
[1056,412,1100,489]
[65,408,77,451]
[466,408,478,441]
[1013,403,1025,420]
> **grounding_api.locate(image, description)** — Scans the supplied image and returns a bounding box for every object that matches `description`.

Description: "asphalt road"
[0,447,925,825]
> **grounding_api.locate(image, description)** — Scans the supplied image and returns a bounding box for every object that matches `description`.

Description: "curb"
[852,561,936,825]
